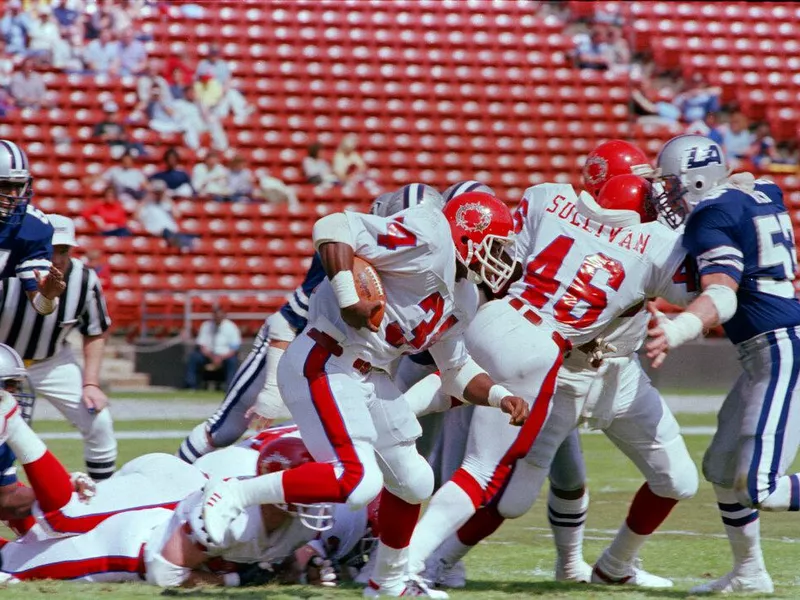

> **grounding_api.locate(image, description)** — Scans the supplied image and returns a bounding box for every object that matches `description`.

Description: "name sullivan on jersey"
[545,194,652,255]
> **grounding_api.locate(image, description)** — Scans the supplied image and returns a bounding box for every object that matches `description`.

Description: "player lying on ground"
[0,428,336,587]
[647,134,800,595]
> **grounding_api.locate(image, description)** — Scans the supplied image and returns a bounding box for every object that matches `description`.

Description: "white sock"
[5,411,45,464]
[433,534,472,567]
[713,485,766,577]
[371,541,408,590]
[177,423,214,463]
[408,481,476,575]
[548,488,589,572]
[235,471,286,506]
[603,522,647,573]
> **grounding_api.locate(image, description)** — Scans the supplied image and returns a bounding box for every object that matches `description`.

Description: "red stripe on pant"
[13,544,146,580]
[281,341,366,504]
[43,501,179,535]
[483,352,564,504]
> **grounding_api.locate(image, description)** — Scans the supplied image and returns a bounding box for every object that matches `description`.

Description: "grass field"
[6,396,799,599]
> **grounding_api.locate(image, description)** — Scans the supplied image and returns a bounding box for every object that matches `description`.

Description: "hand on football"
[35,266,66,299]
[341,299,383,332]
[645,301,670,369]
[500,395,529,426]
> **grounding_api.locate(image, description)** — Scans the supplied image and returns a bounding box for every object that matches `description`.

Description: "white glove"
[586,337,618,368]
[303,555,338,587]
[70,472,97,503]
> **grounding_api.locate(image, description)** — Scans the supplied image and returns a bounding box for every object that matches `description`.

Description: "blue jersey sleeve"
[279,253,326,333]
[683,203,744,284]
[0,445,18,487]
[15,209,54,292]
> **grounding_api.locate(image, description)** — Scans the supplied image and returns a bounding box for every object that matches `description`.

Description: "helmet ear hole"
[460,235,469,244]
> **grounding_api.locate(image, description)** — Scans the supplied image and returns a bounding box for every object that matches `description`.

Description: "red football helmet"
[582,139,652,199]
[597,174,657,223]
[442,191,516,294]
[257,436,333,531]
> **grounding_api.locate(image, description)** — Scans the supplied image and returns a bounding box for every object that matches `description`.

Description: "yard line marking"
[523,526,800,543]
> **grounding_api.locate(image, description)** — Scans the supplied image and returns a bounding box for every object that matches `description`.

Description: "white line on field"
[523,526,800,544]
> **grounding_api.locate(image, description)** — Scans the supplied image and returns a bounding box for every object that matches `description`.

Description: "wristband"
[83,383,101,389]
[487,384,512,408]
[32,292,58,315]
[223,572,241,587]
[330,270,360,308]
[663,311,704,348]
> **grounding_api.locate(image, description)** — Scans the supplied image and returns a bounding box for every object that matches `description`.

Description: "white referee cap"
[48,213,78,247]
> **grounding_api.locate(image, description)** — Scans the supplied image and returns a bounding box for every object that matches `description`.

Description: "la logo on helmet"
[685,145,722,169]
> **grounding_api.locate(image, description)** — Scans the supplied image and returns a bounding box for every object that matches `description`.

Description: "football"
[352,256,386,328]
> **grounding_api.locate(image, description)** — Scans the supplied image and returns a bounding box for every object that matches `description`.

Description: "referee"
[0,214,117,480]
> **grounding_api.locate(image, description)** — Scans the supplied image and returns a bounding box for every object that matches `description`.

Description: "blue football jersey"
[0,205,54,292]
[683,179,800,344]
[279,252,326,333]
[0,444,18,486]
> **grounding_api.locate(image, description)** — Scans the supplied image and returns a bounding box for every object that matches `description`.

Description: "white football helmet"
[370,183,444,217]
[443,180,495,203]
[656,134,729,212]
[0,344,35,424]
[0,140,32,226]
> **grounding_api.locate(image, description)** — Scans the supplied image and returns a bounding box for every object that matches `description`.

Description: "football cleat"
[592,552,673,588]
[200,478,246,545]
[422,557,466,589]
[555,559,593,583]
[364,577,449,598]
[689,571,774,595]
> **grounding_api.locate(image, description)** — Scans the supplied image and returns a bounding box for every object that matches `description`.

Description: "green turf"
[6,427,800,598]
[34,419,198,433]
[108,390,225,403]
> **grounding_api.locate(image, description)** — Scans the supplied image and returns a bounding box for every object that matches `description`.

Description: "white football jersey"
[509,183,695,346]
[309,207,478,370]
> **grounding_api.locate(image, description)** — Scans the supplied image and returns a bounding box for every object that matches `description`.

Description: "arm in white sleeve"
[312,212,355,251]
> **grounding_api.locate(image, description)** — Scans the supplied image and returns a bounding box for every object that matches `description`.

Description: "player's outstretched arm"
[646,272,738,368]
[26,266,66,315]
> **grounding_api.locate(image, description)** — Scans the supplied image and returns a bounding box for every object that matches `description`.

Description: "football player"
[177,183,445,464]
[200,190,528,598]
[0,140,65,314]
[648,134,800,594]
[407,143,696,587]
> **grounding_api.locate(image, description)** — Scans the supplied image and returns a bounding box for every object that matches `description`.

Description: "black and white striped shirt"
[0,258,112,361]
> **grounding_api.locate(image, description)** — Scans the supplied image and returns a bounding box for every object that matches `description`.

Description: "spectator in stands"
[0,39,18,91]
[82,186,133,237]
[748,123,790,170]
[89,150,149,207]
[255,168,299,207]
[604,26,631,73]
[183,306,241,391]
[0,89,13,118]
[51,0,80,35]
[571,26,610,70]
[630,75,681,126]
[720,112,755,165]
[195,44,252,121]
[303,141,339,187]
[117,28,147,76]
[136,179,197,251]
[93,101,145,158]
[192,149,231,200]
[149,147,195,197]
[333,134,378,193]
[163,55,193,100]
[686,112,724,146]
[673,73,721,123]
[134,59,173,116]
[0,0,32,56]
[109,0,143,36]
[172,85,229,152]
[84,248,112,290]
[83,28,120,75]
[26,9,74,69]
[227,154,255,202]
[9,57,50,110]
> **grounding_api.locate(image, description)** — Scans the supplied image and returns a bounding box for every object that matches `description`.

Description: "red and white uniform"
[277,207,479,511]
[408,183,692,573]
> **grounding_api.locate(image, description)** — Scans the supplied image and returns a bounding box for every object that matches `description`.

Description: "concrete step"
[107,372,151,389]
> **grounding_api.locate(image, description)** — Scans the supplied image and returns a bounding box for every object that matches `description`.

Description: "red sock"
[450,468,485,509]
[378,489,421,549]
[22,450,73,513]
[6,515,36,536]
[282,462,352,504]
[457,503,505,546]
[626,483,678,535]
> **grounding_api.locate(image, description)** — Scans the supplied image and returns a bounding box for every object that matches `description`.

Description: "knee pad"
[383,454,435,505]
[344,465,384,511]
[649,463,700,501]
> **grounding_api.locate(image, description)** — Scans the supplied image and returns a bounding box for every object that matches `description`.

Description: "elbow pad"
[145,551,192,588]
[312,213,354,251]
[439,357,486,402]
[266,311,297,343]
[701,283,738,324]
